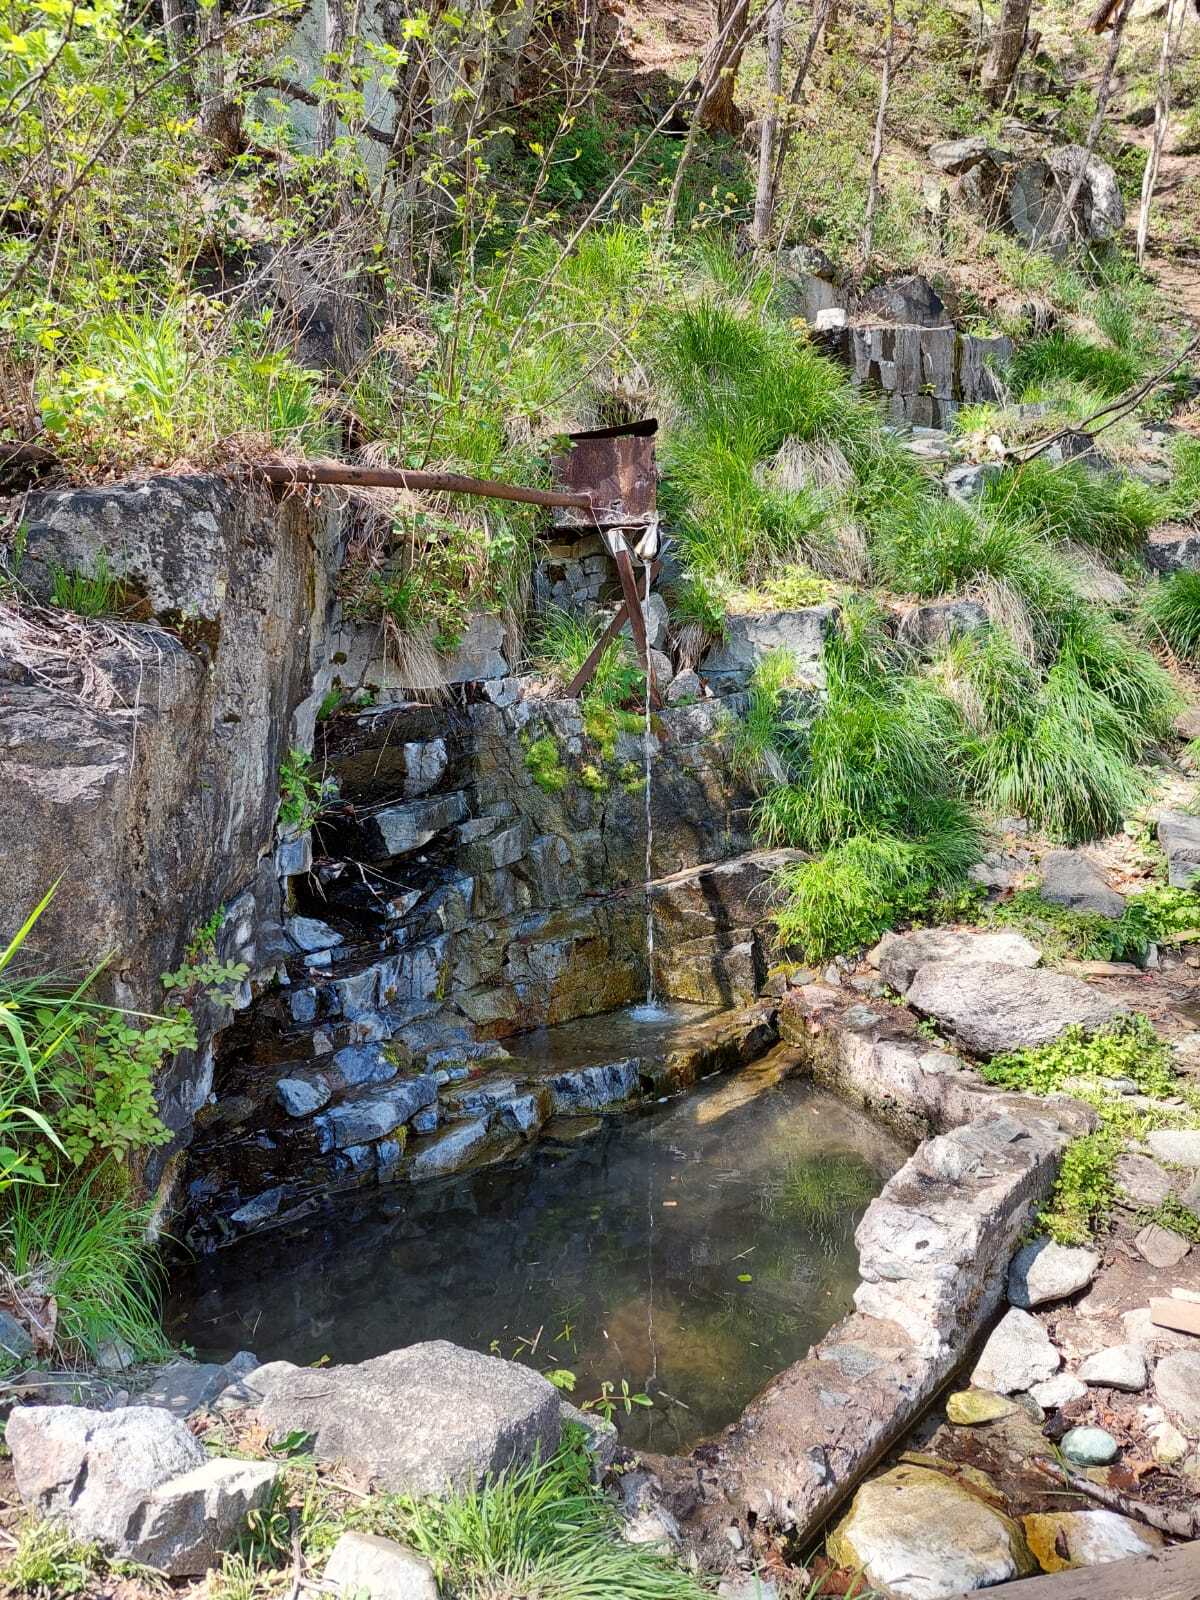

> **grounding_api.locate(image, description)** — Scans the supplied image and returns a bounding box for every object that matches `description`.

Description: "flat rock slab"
[1039,850,1125,920]
[906,961,1123,1056]
[133,1457,279,1576]
[971,1308,1060,1394]
[222,1342,562,1494]
[1147,1129,1200,1168]
[1153,1349,1200,1432]
[323,1532,437,1599]
[1008,1238,1099,1309]
[138,1353,259,1417]
[1077,1344,1147,1392]
[1115,1154,1174,1208]
[6,1405,205,1548]
[872,928,1040,995]
[828,1462,1036,1597]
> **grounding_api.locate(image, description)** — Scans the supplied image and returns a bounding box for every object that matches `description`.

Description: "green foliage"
[351,1436,710,1600]
[1143,571,1200,660]
[5,1169,171,1363]
[48,551,124,619]
[1041,1130,1120,1246]
[525,736,569,794]
[1161,434,1200,520]
[1009,331,1140,401]
[5,1520,103,1597]
[730,649,804,780]
[535,608,644,711]
[161,908,249,1008]
[981,1014,1177,1099]
[278,748,328,834]
[1139,1193,1200,1244]
[582,702,643,763]
[979,458,1160,560]
[672,572,728,639]
[991,883,1200,965]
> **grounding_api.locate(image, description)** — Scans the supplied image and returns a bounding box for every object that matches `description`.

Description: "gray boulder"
[1157,810,1200,889]
[323,1532,437,1599]
[1134,1222,1190,1268]
[906,961,1122,1055]
[131,1457,279,1576]
[363,793,468,860]
[223,1342,562,1494]
[276,1074,332,1117]
[897,598,990,651]
[1039,850,1124,919]
[1008,1238,1098,1309]
[287,915,343,953]
[702,607,837,684]
[314,1076,438,1151]
[1078,1344,1147,1392]
[1154,1349,1200,1432]
[928,135,1008,174]
[1147,1129,1200,1167]
[1115,1154,1174,1208]
[872,928,1040,995]
[406,1117,492,1179]
[139,1352,260,1417]
[1007,148,1124,245]
[548,1058,640,1113]
[971,1308,1060,1394]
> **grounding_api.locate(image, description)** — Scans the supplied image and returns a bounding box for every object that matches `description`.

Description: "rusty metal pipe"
[254,460,596,512]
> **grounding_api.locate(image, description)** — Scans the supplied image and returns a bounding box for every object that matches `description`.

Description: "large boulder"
[906,961,1123,1055]
[1153,1349,1200,1432]
[221,1342,562,1493]
[872,928,1040,995]
[1039,850,1124,919]
[1007,147,1124,245]
[828,1462,1036,1598]
[128,1458,279,1576]
[1008,1237,1099,1309]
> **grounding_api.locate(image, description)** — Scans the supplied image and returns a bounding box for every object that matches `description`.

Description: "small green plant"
[535,607,645,712]
[582,700,643,763]
[1139,1194,1200,1244]
[1041,1129,1120,1245]
[525,735,569,794]
[583,1377,654,1423]
[161,908,248,1007]
[278,748,328,833]
[1142,571,1200,660]
[5,1520,103,1597]
[48,551,125,619]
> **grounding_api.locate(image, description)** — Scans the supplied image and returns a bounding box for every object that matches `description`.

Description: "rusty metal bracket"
[565,558,662,700]
[607,531,662,711]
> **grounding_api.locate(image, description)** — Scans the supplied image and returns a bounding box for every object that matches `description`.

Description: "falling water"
[642,555,656,1006]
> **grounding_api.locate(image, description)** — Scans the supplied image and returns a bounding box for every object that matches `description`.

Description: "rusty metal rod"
[254,460,596,511]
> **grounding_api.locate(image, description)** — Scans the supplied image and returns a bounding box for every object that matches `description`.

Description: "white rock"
[133,1458,279,1576]
[1029,1374,1088,1409]
[971,1309,1061,1395]
[1078,1344,1147,1392]
[323,1532,437,1599]
[1151,1420,1188,1464]
[1008,1238,1099,1309]
[1154,1349,1200,1432]
[1023,1508,1163,1568]
[1147,1130,1200,1167]
[5,1405,204,1550]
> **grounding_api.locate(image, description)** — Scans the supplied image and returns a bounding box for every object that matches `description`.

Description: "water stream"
[169,1025,908,1453]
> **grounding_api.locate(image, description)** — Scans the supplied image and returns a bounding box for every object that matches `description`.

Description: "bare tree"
[1048,0,1135,246]
[702,0,752,134]
[769,0,836,203]
[980,0,1033,106]
[1136,0,1189,263]
[752,0,788,243]
[861,0,897,265]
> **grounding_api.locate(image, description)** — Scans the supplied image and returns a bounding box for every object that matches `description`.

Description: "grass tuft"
[1142,571,1200,660]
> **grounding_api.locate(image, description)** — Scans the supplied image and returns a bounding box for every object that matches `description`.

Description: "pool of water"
[169,1048,908,1453]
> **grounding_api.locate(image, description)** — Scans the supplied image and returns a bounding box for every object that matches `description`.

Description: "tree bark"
[1048,0,1134,245]
[861,0,897,265]
[316,0,349,158]
[1136,0,1187,263]
[701,0,751,134]
[980,0,1032,106]
[752,0,787,243]
[769,0,835,203]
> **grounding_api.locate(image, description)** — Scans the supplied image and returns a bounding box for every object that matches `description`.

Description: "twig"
[1031,1455,1200,1539]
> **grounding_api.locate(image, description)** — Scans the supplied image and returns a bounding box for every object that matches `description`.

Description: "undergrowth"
[989,883,1200,963]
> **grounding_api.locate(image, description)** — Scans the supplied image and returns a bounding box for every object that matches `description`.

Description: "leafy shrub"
[5,1520,102,1598]
[1143,571,1200,660]
[279,748,328,833]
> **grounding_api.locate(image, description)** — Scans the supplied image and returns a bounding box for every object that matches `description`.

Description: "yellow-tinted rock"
[1023,1509,1165,1573]
[946,1388,1019,1426]
[828,1464,1036,1598]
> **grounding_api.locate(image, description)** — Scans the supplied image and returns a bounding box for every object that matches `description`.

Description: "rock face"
[701,606,837,684]
[906,961,1123,1055]
[828,1463,1035,1599]
[1039,851,1124,919]
[872,928,1040,995]
[1008,1238,1098,1309]
[225,1342,562,1493]
[5,1405,273,1575]
[971,1308,1059,1394]
[1157,810,1200,889]
[323,1533,438,1600]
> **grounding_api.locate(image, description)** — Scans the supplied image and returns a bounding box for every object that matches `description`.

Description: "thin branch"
[1016,333,1200,461]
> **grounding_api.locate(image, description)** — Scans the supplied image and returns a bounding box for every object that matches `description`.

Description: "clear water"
[169,1044,907,1452]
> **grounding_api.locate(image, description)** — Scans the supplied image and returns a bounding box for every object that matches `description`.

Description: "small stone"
[0,1309,33,1360]
[286,915,343,953]
[946,1388,1018,1425]
[1154,1349,1200,1432]
[1181,1175,1200,1220]
[275,1075,331,1117]
[1008,1238,1099,1309]
[1078,1344,1147,1392]
[1030,1374,1088,1410]
[1116,1154,1174,1208]
[1022,1509,1163,1572]
[665,669,701,706]
[322,1532,437,1599]
[971,1308,1061,1395]
[133,1457,279,1576]
[1151,1420,1188,1464]
[1135,1222,1191,1269]
[1061,1426,1119,1466]
[1147,1130,1200,1168]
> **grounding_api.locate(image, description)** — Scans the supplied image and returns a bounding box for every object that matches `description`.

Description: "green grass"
[1143,571,1200,660]
[350,1434,710,1600]
[1161,434,1200,520]
[4,1169,171,1363]
[5,1521,103,1597]
[978,458,1160,560]
[534,608,644,710]
[1008,331,1140,401]
[48,551,125,619]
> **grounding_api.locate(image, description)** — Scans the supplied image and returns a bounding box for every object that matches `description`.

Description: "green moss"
[524,736,569,794]
[580,762,608,793]
[583,701,642,763]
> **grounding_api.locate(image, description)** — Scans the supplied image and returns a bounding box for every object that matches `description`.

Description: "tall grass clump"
[1008,330,1140,400]
[979,458,1159,559]
[356,1435,709,1600]
[1162,434,1200,520]
[1143,571,1200,660]
[533,607,644,708]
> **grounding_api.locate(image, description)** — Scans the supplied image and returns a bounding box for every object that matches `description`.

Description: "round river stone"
[1061,1426,1119,1466]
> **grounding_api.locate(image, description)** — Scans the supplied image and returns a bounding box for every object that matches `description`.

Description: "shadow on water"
[168,1048,909,1454]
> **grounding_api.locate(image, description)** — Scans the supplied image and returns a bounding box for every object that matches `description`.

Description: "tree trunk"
[316,0,350,158]
[197,2,242,160]
[1048,0,1134,245]
[861,0,896,265]
[769,0,835,201]
[980,0,1032,107]
[701,0,751,134]
[752,0,787,243]
[1136,0,1187,263]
